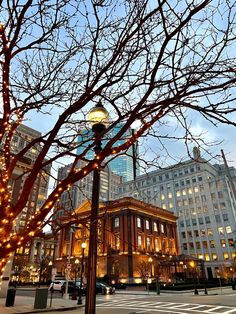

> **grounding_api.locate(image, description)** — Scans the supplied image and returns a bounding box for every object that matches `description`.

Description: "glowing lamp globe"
[88,101,109,133]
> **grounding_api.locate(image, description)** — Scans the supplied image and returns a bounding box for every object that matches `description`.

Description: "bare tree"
[1,0,236,270]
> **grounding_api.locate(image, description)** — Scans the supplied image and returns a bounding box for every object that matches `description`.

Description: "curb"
[8,305,83,314]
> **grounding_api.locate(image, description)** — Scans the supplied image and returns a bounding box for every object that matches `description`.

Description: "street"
[34,290,236,314]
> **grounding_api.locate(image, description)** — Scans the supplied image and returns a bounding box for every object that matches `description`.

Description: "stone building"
[55,197,178,284]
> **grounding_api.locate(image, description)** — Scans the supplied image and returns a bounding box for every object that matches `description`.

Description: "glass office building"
[77,123,139,182]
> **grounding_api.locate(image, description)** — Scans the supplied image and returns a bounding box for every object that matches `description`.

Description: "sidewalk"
[0,294,83,314]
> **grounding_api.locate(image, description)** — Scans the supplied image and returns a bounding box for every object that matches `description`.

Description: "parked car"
[61,281,86,295]
[49,280,65,292]
[96,282,115,295]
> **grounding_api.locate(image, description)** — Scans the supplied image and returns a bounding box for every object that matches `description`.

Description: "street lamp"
[78,242,87,305]
[85,101,109,314]
[74,258,79,286]
[148,257,153,278]
[190,261,198,295]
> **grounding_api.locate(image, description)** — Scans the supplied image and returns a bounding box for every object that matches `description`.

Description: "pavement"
[0,286,235,314]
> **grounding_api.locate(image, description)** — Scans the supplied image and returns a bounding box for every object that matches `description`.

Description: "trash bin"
[5,288,16,307]
[34,288,48,309]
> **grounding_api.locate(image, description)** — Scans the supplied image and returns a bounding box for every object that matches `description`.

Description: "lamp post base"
[77,298,82,305]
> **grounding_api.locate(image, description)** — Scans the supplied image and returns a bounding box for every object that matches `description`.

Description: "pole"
[131,129,137,180]
[78,247,85,305]
[63,227,73,299]
[85,143,101,314]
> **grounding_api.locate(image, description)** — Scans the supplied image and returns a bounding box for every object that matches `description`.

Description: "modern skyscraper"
[77,123,139,182]
[116,148,236,280]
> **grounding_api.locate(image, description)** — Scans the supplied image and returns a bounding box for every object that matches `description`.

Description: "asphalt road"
[15,288,236,314]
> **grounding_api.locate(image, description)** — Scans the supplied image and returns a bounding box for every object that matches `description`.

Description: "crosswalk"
[97,297,236,314]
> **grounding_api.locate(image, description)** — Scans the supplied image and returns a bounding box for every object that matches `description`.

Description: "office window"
[228,239,234,247]
[192,218,197,226]
[186,219,190,227]
[188,231,192,238]
[183,199,188,206]
[224,252,229,260]
[188,188,193,195]
[181,231,186,239]
[198,217,204,225]
[177,200,182,207]
[221,239,226,248]
[176,190,181,197]
[226,226,232,233]
[153,222,158,232]
[223,213,228,221]
[145,220,150,230]
[207,228,213,236]
[201,229,206,237]
[205,216,210,224]
[194,186,199,193]
[182,189,186,195]
[180,221,184,228]
[183,243,187,250]
[201,195,206,202]
[215,215,221,223]
[196,242,201,249]
[205,254,210,261]
[210,240,215,248]
[218,227,224,235]
[161,194,165,200]
[202,241,208,249]
[212,253,218,261]
[186,179,190,185]
[168,192,172,199]
[162,204,166,209]
[114,217,119,228]
[218,191,224,199]
[189,242,194,250]
[194,230,199,237]
[137,217,141,228]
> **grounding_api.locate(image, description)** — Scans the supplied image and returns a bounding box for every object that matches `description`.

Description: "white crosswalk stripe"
[97,299,236,314]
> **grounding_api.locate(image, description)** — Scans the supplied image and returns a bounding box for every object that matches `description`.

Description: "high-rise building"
[77,123,139,182]
[116,148,236,280]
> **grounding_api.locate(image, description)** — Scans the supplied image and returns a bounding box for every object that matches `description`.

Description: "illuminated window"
[205,254,210,261]
[168,192,172,199]
[137,235,142,249]
[160,224,165,234]
[203,241,208,249]
[201,229,206,237]
[153,222,158,232]
[188,188,192,195]
[182,189,186,196]
[146,237,151,250]
[207,228,213,236]
[218,227,224,235]
[212,253,218,261]
[115,236,120,249]
[176,190,181,197]
[224,252,229,260]
[194,186,199,193]
[210,240,215,248]
[114,217,119,228]
[232,252,236,259]
[146,220,150,230]
[137,217,141,228]
[220,239,226,247]
[169,202,173,209]
[177,200,182,207]
[155,238,159,252]
[162,204,166,209]
[198,254,203,259]
[161,194,165,200]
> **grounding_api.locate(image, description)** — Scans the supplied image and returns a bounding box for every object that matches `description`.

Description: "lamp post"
[63,226,74,299]
[74,258,79,286]
[148,257,153,278]
[85,101,109,314]
[190,261,198,295]
[78,242,87,305]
